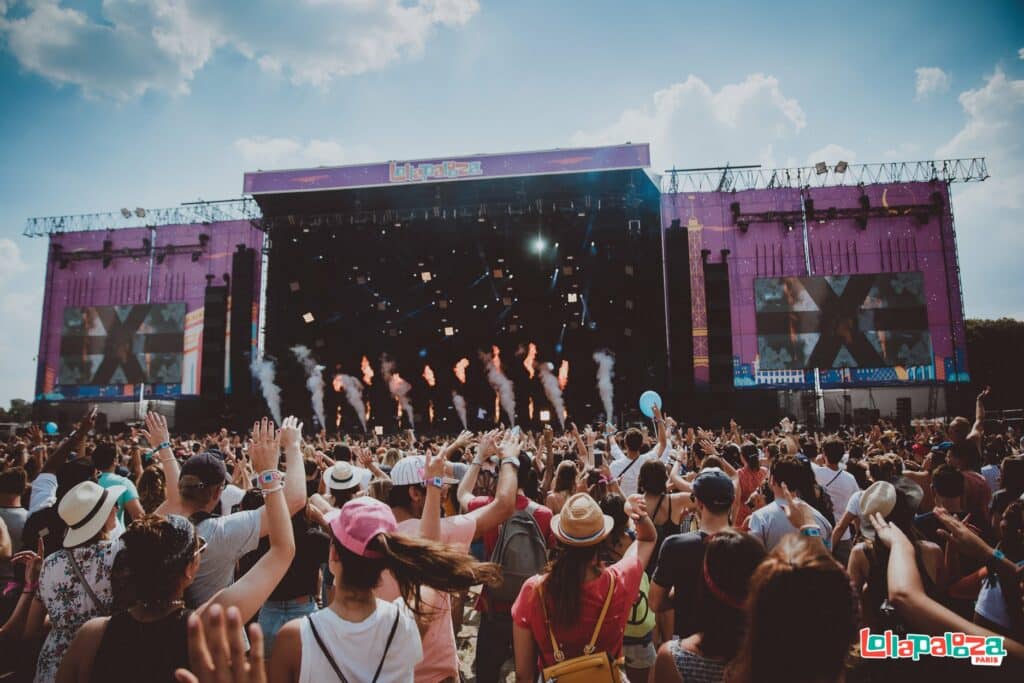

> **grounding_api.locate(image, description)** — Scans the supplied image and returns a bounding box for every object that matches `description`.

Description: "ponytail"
[331,532,501,615]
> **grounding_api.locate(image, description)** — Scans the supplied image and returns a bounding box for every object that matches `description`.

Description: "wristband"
[24,581,39,592]
[993,548,1006,562]
[501,456,520,469]
[799,526,822,539]
[259,470,284,487]
[157,441,171,451]
[426,476,444,490]
[260,482,284,495]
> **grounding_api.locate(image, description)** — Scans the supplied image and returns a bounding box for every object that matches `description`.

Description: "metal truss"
[23,198,263,238]
[661,158,988,194]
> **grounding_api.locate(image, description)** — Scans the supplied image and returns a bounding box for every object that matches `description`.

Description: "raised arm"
[419,442,452,542]
[0,518,10,562]
[622,493,658,569]
[145,412,181,516]
[652,405,667,458]
[41,406,96,475]
[457,430,498,511]
[204,419,295,624]
[464,431,519,537]
[278,416,307,518]
[968,386,989,444]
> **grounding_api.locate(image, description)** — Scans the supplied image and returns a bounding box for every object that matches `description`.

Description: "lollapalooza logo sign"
[859,628,1006,667]
[389,159,484,183]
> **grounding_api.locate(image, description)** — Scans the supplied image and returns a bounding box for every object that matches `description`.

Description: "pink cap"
[328,497,398,558]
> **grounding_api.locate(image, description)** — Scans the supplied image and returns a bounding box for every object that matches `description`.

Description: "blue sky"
[0,0,1022,405]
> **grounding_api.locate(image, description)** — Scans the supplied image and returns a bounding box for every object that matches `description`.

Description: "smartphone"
[594,451,603,468]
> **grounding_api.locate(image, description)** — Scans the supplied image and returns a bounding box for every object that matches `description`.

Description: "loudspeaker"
[663,227,693,395]
[854,408,881,425]
[200,286,228,399]
[824,412,841,431]
[704,262,733,392]
[896,397,911,425]
[230,246,256,398]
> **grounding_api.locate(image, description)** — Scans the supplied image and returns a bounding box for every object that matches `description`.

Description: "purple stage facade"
[661,182,968,390]
[243,143,650,194]
[36,221,264,402]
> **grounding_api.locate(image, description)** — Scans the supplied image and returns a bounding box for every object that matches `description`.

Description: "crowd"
[0,387,1022,682]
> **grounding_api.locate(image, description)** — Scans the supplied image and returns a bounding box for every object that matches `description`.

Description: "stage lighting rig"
[302,312,315,323]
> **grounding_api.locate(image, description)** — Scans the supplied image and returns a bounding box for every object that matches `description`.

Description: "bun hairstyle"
[114,514,199,609]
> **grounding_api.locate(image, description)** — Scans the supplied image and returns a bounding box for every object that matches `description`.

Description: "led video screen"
[58,304,186,385]
[754,273,931,370]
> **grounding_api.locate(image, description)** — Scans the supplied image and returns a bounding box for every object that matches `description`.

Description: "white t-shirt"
[185,509,262,607]
[812,464,860,541]
[30,473,58,513]
[299,599,422,683]
[219,484,246,517]
[846,489,863,517]
[748,499,834,552]
[610,448,662,497]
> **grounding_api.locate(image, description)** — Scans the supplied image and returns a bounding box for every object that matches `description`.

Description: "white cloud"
[0,238,27,281]
[805,144,856,166]
[883,142,921,160]
[0,0,479,99]
[915,67,951,99]
[1019,47,1023,60]
[570,74,806,171]
[234,136,375,169]
[936,67,1024,319]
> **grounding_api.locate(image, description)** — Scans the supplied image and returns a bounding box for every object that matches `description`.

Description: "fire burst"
[428,401,435,424]
[529,397,534,420]
[558,360,569,390]
[523,343,537,379]
[332,374,343,392]
[454,358,469,383]
[422,365,436,387]
[361,356,374,385]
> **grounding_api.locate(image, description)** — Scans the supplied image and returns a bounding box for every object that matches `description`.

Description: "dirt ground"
[455,588,515,682]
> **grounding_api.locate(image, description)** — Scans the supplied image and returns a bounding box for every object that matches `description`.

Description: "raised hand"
[279,416,303,452]
[11,537,45,583]
[498,429,522,460]
[27,424,44,446]
[424,442,447,481]
[779,483,815,529]
[175,605,267,683]
[868,511,909,549]
[934,507,993,561]
[624,493,648,521]
[248,418,281,474]
[139,411,171,449]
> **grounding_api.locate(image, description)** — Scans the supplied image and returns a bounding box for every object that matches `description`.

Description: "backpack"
[536,576,622,683]
[489,501,548,602]
[625,572,655,639]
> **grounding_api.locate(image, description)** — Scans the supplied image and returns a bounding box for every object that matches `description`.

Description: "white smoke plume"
[539,362,566,429]
[291,345,325,429]
[593,350,615,423]
[380,354,414,427]
[480,346,515,425]
[250,356,283,426]
[335,374,368,432]
[451,391,467,429]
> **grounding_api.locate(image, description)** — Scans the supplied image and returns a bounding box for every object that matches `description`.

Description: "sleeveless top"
[669,639,726,683]
[649,494,679,575]
[89,607,192,683]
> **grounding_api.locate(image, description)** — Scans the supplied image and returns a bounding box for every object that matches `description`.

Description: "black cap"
[180,452,228,488]
[692,467,735,507]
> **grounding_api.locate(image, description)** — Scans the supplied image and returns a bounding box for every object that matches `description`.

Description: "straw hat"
[59,480,125,548]
[322,462,362,492]
[551,493,614,547]
[859,481,897,540]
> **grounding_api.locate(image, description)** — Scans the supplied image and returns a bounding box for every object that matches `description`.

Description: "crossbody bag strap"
[584,573,616,655]
[66,550,102,612]
[535,582,565,662]
[616,456,641,480]
[306,614,349,683]
[371,607,402,683]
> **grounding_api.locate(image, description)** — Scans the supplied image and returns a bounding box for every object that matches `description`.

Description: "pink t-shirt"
[375,514,476,683]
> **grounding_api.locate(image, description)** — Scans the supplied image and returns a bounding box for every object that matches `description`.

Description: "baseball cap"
[180,452,229,488]
[389,455,457,487]
[931,441,953,454]
[692,467,735,507]
[329,497,397,558]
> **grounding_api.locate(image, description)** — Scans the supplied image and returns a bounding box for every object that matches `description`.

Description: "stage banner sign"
[754,273,931,371]
[58,303,186,386]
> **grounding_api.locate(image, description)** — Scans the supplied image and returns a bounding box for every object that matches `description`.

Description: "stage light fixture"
[539,410,551,422]
[625,299,634,310]
[376,301,387,311]
[533,237,547,254]
[815,162,828,175]
[198,233,210,247]
[444,326,455,337]
[562,265,574,276]
[302,312,315,323]
[120,208,132,219]
[784,219,795,232]
[438,299,448,309]
[502,296,513,306]
[356,275,367,285]
[374,426,384,435]
[835,161,849,173]
[624,264,634,276]
[420,271,432,283]
[191,251,201,262]
[492,268,504,279]
[567,293,578,303]
[156,251,166,265]
[289,281,301,292]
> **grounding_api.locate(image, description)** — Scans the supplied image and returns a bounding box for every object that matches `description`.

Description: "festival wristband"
[501,456,520,468]
[157,441,171,451]
[24,581,39,592]
[799,526,822,538]
[259,470,284,487]
[426,476,444,490]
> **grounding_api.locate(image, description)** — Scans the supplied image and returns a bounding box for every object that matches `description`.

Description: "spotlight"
[444,326,455,337]
[730,202,741,223]
[376,301,387,311]
[420,271,432,283]
[502,296,512,306]
[198,233,210,247]
[156,251,166,265]
[533,237,546,254]
[302,312,315,323]
[738,220,749,233]
[562,265,574,276]
[567,293,578,303]
[191,251,201,262]
[356,275,367,285]
[539,410,551,422]
[135,207,146,218]
[624,264,634,276]
[783,219,795,232]
[815,162,828,175]
[492,268,504,279]
[418,348,428,358]
[374,426,384,436]
[438,299,448,310]
[835,160,849,173]
[555,343,563,353]
[120,208,132,219]
[289,281,301,292]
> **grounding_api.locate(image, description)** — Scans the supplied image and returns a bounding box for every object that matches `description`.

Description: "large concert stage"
[26,145,987,431]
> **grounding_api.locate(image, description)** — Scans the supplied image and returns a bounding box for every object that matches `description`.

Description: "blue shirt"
[97,471,139,524]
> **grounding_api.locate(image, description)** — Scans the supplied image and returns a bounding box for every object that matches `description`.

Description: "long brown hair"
[728,535,857,683]
[332,532,501,615]
[541,543,602,626]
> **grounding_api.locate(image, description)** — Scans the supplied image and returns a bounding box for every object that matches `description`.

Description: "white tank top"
[298,600,422,683]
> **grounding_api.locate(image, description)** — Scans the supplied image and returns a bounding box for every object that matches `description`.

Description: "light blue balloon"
[638,391,662,418]
[44,422,58,435]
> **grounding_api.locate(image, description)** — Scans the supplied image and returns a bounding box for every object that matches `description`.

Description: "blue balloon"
[638,391,662,418]
[44,422,58,435]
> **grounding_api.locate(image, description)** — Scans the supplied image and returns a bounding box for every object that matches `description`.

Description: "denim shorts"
[258,597,318,655]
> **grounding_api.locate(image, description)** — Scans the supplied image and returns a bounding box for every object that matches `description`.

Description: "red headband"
[702,556,746,611]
